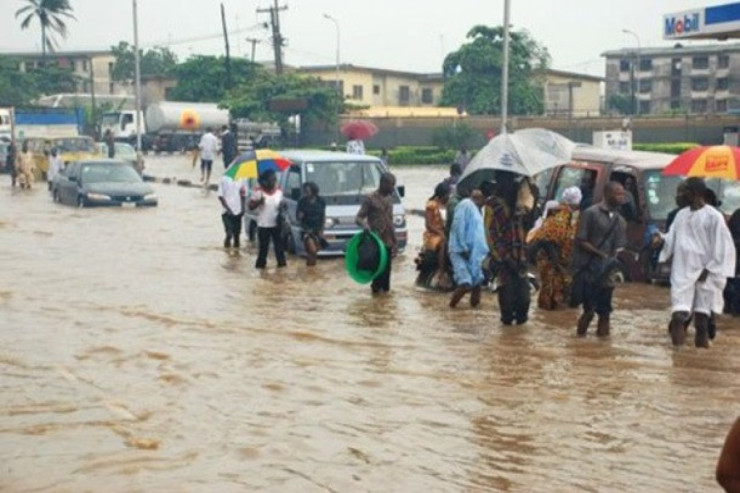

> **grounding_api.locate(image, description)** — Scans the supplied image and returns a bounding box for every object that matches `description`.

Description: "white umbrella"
[458,128,576,190]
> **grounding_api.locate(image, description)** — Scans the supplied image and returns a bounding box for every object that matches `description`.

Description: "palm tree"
[15,0,76,59]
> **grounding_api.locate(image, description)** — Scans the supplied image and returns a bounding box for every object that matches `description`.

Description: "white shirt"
[251,188,283,228]
[198,132,219,161]
[346,139,365,155]
[48,156,64,182]
[218,177,246,215]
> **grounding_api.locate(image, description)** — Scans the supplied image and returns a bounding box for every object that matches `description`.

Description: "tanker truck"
[100,102,229,153]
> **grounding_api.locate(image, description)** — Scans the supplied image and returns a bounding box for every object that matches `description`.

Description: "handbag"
[568,214,621,307]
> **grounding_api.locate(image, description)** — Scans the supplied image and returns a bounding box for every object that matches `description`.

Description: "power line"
[141,24,266,49]
[257,0,287,74]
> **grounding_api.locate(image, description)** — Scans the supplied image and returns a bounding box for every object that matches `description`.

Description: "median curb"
[143,174,218,191]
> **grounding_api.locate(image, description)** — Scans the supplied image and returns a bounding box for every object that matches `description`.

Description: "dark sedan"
[52,159,158,207]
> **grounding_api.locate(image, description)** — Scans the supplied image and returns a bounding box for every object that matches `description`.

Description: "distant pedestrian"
[424,181,452,286]
[198,127,219,185]
[444,163,463,194]
[16,142,35,189]
[448,189,489,308]
[296,181,327,267]
[356,172,398,294]
[47,148,64,191]
[218,175,246,249]
[658,178,736,348]
[454,147,471,171]
[104,129,115,158]
[379,148,389,167]
[570,181,627,337]
[249,169,286,269]
[717,417,740,492]
[6,142,17,187]
[220,124,237,169]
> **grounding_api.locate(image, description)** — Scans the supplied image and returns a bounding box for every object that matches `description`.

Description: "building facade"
[603,43,740,115]
[541,69,604,117]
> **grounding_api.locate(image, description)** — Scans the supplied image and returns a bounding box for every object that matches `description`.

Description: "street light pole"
[623,29,641,116]
[133,0,143,166]
[501,0,511,134]
[323,13,340,145]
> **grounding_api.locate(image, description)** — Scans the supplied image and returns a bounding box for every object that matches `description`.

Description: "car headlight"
[324,217,338,229]
[393,214,406,227]
[144,193,157,201]
[86,193,111,201]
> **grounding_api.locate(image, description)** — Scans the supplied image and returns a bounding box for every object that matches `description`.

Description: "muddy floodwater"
[1,156,739,492]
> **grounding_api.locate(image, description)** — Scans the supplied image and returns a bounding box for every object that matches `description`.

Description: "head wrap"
[561,186,583,206]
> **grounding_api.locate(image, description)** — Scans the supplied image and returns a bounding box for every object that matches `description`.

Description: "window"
[672,58,682,75]
[83,59,88,71]
[619,81,630,94]
[692,56,709,69]
[373,84,380,95]
[691,99,708,113]
[691,77,709,91]
[639,58,652,71]
[352,85,363,100]
[671,80,681,98]
[421,88,433,104]
[717,77,729,90]
[639,79,652,93]
[717,99,728,113]
[553,167,596,203]
[670,100,682,110]
[399,85,410,105]
[639,100,651,114]
[109,83,115,94]
[644,171,684,221]
[285,166,302,194]
[108,62,114,75]
[122,113,134,125]
[719,54,730,69]
[619,59,630,72]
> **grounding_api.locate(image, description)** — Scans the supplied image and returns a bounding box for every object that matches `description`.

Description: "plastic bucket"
[345,231,388,284]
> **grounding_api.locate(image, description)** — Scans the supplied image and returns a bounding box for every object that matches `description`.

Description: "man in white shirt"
[218,176,246,249]
[659,178,736,348]
[47,148,64,191]
[198,127,219,185]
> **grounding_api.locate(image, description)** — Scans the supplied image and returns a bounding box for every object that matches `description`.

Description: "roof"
[297,64,443,82]
[3,50,112,59]
[280,149,382,163]
[572,145,674,170]
[602,42,740,58]
[542,68,604,83]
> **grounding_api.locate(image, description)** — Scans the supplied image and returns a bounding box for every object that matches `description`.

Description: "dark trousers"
[222,212,242,246]
[371,245,392,293]
[498,274,531,324]
[582,281,614,317]
[256,226,286,268]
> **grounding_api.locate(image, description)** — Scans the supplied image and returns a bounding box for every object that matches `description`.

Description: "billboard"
[664,2,740,40]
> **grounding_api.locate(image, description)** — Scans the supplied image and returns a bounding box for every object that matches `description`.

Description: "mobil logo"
[665,11,701,37]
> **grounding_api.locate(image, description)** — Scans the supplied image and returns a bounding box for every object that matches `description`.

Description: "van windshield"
[304,161,382,196]
[644,170,683,221]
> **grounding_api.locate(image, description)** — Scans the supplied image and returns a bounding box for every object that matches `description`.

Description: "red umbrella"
[340,120,378,140]
[662,145,740,180]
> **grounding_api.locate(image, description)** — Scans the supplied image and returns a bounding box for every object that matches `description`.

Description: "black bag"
[357,232,380,271]
[568,214,621,308]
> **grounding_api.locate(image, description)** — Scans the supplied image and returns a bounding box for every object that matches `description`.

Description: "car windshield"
[304,161,382,196]
[54,138,96,153]
[100,113,120,126]
[80,163,141,184]
[644,170,684,221]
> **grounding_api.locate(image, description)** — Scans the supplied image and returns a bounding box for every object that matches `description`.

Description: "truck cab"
[100,110,146,148]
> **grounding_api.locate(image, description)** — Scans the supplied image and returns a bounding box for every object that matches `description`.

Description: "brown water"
[1,156,739,492]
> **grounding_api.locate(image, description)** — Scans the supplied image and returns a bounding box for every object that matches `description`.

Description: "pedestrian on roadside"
[718,416,740,492]
[198,127,219,185]
[355,172,398,294]
[249,169,286,269]
[47,148,64,192]
[6,142,17,188]
[444,163,463,195]
[657,177,736,348]
[570,181,627,337]
[448,189,489,308]
[104,129,115,158]
[218,175,246,249]
[454,147,471,171]
[296,181,327,267]
[16,141,35,189]
[424,181,452,286]
[220,124,237,169]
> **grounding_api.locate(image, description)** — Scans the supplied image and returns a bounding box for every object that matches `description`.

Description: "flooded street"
[1,155,739,492]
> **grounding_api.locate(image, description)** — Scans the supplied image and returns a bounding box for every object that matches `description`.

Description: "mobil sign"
[664,9,702,38]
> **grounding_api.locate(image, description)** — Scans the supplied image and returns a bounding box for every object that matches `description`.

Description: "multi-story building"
[603,43,740,115]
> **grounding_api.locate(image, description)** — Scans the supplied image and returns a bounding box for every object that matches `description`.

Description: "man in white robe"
[659,178,736,348]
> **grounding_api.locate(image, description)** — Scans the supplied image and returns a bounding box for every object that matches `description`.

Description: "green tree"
[0,56,38,106]
[168,55,256,102]
[607,94,632,115]
[440,25,550,116]
[15,0,76,59]
[110,41,178,85]
[223,71,342,132]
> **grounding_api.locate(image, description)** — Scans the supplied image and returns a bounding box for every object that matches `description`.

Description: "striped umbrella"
[224,149,292,180]
[662,145,740,180]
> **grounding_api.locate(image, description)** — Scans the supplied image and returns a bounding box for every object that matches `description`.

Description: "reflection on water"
[0,157,739,491]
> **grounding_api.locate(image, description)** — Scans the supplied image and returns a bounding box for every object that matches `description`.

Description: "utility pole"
[89,57,97,138]
[221,3,233,90]
[133,0,143,160]
[500,0,511,134]
[246,37,261,63]
[257,0,287,75]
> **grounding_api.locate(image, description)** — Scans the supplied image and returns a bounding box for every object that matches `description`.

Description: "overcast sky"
[0,0,728,76]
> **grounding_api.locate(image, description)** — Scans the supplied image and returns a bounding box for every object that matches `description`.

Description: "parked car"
[244,150,408,256]
[541,146,740,282]
[97,142,143,173]
[26,136,101,180]
[52,159,157,208]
